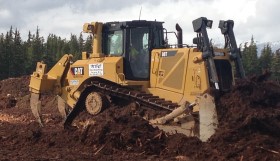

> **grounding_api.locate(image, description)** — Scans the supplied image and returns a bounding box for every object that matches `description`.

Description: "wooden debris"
[256,146,279,154]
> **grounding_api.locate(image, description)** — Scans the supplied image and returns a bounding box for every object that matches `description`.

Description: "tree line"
[0,27,279,81]
[0,27,92,80]
[242,37,280,81]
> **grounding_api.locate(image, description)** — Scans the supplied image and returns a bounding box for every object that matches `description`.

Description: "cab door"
[124,27,150,80]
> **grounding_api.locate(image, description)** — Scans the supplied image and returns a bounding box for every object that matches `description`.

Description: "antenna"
[139,6,142,20]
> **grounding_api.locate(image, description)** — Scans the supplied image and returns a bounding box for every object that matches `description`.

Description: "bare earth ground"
[0,76,280,161]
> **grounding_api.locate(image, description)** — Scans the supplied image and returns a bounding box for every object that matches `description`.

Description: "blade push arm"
[192,17,219,90]
[219,20,246,79]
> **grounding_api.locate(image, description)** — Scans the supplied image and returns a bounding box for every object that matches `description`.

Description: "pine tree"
[271,49,280,81]
[23,30,34,74]
[84,35,93,53]
[31,26,44,69]
[3,27,15,78]
[44,34,57,68]
[55,36,72,60]
[62,38,70,55]
[259,43,273,72]
[78,33,84,53]
[78,33,85,59]
[69,34,80,60]
[0,33,5,79]
[241,36,260,76]
[12,29,25,77]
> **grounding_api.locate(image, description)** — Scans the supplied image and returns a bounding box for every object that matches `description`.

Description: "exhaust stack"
[176,23,183,48]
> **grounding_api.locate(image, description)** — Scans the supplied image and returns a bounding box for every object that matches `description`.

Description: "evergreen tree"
[4,27,14,78]
[31,26,44,69]
[271,49,280,81]
[56,36,67,60]
[241,36,260,76]
[69,34,80,60]
[12,29,25,77]
[259,43,273,72]
[78,33,84,53]
[78,33,84,59]
[62,38,70,55]
[84,35,93,53]
[44,34,57,68]
[0,33,5,79]
[23,30,34,74]
[27,31,32,45]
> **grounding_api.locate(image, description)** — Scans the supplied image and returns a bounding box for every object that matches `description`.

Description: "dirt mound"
[1,76,280,160]
[0,76,30,109]
[196,78,280,160]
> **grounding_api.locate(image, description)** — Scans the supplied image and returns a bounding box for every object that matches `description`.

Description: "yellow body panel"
[148,48,210,110]
[60,56,124,107]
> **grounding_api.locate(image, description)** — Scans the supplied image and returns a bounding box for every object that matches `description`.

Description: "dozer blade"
[30,93,43,127]
[197,93,218,142]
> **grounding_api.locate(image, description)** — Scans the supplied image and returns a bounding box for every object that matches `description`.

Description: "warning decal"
[89,63,104,76]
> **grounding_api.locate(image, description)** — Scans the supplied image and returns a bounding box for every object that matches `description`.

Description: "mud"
[0,76,280,161]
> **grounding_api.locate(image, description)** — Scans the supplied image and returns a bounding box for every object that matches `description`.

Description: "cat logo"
[161,50,177,57]
[71,67,84,76]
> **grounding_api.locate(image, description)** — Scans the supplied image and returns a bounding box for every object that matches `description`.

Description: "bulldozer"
[29,17,245,142]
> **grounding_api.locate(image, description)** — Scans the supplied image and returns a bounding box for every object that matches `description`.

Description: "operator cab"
[102,20,165,80]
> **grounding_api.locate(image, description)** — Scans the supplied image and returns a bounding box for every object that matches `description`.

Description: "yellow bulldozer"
[29,17,245,142]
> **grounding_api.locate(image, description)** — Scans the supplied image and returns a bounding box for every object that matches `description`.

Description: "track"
[64,80,180,126]
[91,81,179,111]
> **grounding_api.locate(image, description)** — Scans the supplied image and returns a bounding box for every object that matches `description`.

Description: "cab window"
[106,30,123,56]
[126,27,150,79]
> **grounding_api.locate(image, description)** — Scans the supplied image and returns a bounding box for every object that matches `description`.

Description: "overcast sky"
[0,0,279,45]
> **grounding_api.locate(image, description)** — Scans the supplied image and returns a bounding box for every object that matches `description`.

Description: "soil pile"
[0,76,280,160]
[0,76,30,109]
[196,76,280,160]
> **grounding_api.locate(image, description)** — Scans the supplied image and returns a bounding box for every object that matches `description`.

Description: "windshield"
[106,30,123,56]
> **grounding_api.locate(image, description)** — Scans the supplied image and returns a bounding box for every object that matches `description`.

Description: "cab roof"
[104,20,164,30]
